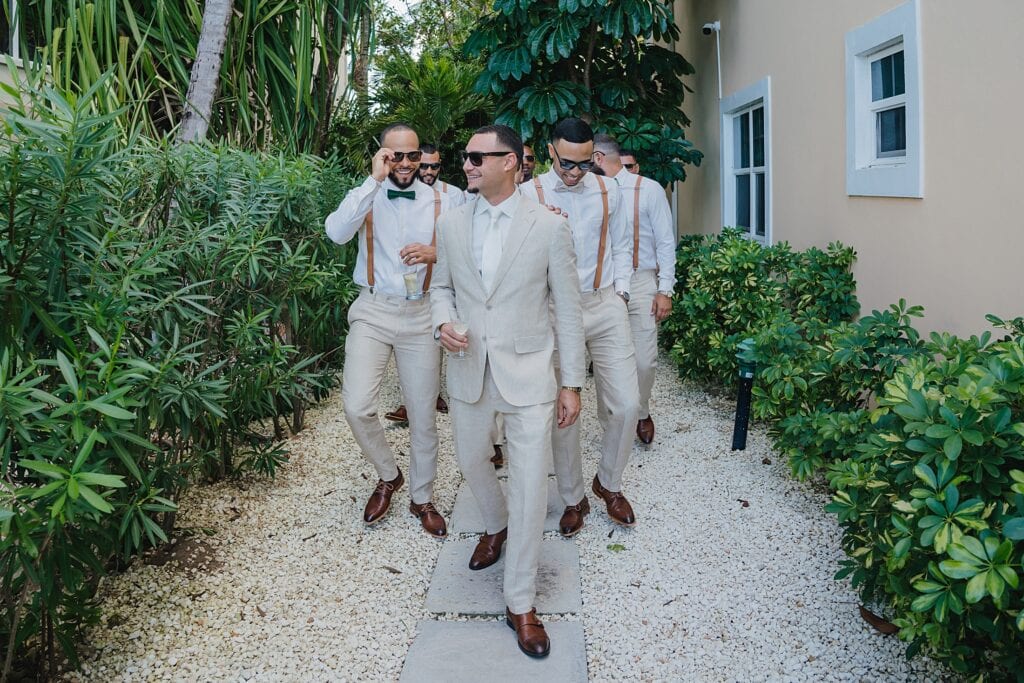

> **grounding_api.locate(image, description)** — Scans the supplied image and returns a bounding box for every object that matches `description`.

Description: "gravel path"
[67,356,949,682]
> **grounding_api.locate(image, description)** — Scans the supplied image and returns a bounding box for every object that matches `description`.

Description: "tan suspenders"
[362,188,442,290]
[632,175,642,270]
[532,176,609,290]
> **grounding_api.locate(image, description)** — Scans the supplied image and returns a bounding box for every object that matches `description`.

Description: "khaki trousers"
[626,270,659,419]
[342,289,440,504]
[553,287,640,504]
[451,365,553,613]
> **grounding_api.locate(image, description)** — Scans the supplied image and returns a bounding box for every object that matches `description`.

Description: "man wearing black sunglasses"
[325,123,457,540]
[520,143,537,182]
[433,124,584,659]
[385,143,468,426]
[620,149,640,175]
[521,117,641,537]
[593,134,675,447]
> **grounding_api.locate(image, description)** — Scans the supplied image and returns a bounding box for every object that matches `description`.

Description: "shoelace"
[374,479,397,495]
[415,502,438,514]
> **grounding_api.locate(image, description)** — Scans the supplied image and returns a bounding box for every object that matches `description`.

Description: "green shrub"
[825,322,1024,677]
[665,229,859,386]
[0,86,359,675]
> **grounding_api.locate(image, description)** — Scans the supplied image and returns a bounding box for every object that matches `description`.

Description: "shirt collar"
[475,188,521,220]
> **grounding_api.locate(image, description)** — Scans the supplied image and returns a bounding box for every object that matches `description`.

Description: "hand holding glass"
[451,321,469,359]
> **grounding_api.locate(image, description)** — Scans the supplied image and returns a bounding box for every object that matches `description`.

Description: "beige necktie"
[480,208,502,293]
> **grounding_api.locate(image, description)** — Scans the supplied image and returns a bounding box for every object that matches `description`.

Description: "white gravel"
[65,356,950,682]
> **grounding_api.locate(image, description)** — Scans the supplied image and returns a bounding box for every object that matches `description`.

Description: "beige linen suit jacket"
[431,197,586,406]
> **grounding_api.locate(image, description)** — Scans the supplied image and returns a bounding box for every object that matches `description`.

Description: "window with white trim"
[846,0,922,197]
[720,77,771,243]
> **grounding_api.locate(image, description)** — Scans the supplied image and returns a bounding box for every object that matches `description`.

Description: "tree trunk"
[352,4,372,107]
[177,0,234,144]
[309,1,346,155]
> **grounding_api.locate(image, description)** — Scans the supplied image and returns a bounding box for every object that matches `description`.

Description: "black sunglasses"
[389,150,423,162]
[419,163,441,170]
[524,155,535,162]
[624,162,639,171]
[461,150,513,166]
[552,148,594,172]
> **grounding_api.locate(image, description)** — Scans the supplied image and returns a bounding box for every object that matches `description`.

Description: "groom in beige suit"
[432,124,585,659]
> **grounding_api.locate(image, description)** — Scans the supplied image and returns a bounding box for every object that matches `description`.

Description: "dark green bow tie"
[387,189,416,200]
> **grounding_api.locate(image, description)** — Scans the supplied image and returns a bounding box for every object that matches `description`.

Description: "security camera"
[702,21,720,35]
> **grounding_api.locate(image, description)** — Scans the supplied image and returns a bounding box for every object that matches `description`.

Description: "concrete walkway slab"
[425,538,581,614]
[449,479,563,533]
[399,620,587,683]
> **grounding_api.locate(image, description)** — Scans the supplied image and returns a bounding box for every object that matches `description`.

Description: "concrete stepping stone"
[449,479,563,533]
[425,538,581,614]
[399,620,587,682]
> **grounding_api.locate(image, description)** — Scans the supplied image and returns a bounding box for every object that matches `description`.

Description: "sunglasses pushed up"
[461,150,513,166]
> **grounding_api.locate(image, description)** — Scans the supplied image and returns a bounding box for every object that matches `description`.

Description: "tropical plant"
[464,0,702,185]
[825,321,1024,677]
[10,0,369,152]
[0,81,359,676]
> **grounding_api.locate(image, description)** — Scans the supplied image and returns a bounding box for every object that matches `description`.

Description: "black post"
[731,372,754,451]
[731,338,757,451]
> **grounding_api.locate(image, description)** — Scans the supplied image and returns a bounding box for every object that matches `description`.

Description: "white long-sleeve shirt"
[521,169,631,294]
[324,176,456,296]
[612,169,677,292]
[434,179,469,207]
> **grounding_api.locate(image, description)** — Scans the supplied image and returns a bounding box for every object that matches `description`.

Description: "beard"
[389,168,417,189]
[419,173,437,186]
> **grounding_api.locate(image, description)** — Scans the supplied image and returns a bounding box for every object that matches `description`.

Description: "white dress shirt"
[612,169,677,293]
[435,178,468,207]
[521,169,631,294]
[324,176,455,296]
[472,190,520,276]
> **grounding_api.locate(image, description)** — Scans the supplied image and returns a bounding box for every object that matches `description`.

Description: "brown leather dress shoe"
[592,475,636,527]
[505,608,550,658]
[363,470,404,524]
[468,527,507,570]
[558,496,590,537]
[490,444,504,469]
[383,405,408,423]
[409,501,447,538]
[636,415,655,444]
[435,395,448,414]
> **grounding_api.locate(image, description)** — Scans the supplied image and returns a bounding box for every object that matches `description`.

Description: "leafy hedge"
[0,88,359,676]
[667,230,1024,678]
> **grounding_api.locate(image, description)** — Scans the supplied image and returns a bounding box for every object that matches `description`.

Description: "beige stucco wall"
[0,60,18,107]
[673,0,1024,336]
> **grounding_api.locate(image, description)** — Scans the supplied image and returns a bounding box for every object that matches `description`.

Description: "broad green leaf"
[86,401,136,420]
[965,572,988,603]
[939,560,981,580]
[20,460,69,479]
[78,484,114,514]
[76,472,127,489]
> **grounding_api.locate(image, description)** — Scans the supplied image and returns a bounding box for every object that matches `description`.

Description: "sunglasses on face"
[552,148,594,172]
[389,150,423,162]
[460,150,512,167]
[624,162,638,171]
[419,163,441,170]
[524,155,535,162]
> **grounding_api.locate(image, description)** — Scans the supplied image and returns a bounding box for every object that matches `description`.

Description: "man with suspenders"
[383,142,468,425]
[325,123,455,538]
[521,118,641,535]
[593,134,676,445]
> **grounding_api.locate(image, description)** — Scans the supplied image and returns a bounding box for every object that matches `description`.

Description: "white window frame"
[2,0,21,60]
[720,76,772,244]
[845,0,922,198]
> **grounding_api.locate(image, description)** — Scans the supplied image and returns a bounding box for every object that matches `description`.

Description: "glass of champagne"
[451,319,469,359]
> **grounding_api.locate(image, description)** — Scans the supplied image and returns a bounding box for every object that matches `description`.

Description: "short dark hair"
[473,124,524,165]
[620,148,638,159]
[551,118,594,144]
[380,122,416,143]
[593,133,621,156]
[419,142,439,155]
